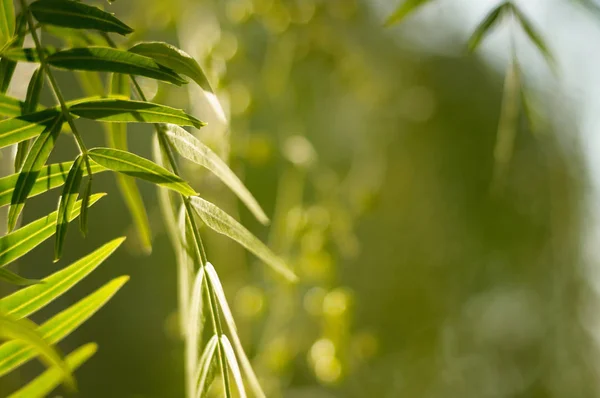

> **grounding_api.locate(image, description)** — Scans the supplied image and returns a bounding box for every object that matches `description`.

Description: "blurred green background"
[3,0,600,397]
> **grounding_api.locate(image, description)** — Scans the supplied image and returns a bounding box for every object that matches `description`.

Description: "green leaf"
[128,41,212,91]
[79,176,92,236]
[88,147,197,196]
[165,124,268,224]
[47,47,187,85]
[190,197,297,282]
[205,263,266,398]
[0,161,105,208]
[0,109,62,149]
[0,14,26,93]
[30,0,133,36]
[468,2,510,52]
[194,335,218,398]
[2,47,58,63]
[105,74,152,254]
[385,0,434,26]
[0,193,104,267]
[0,267,41,286]
[0,0,15,49]
[0,237,125,319]
[69,98,205,128]
[54,155,84,261]
[187,267,204,370]
[8,115,63,232]
[8,343,97,398]
[0,276,128,377]
[220,335,247,398]
[14,66,45,172]
[0,93,25,118]
[509,3,554,66]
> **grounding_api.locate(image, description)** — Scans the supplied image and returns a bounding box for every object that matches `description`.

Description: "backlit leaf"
[54,155,84,261]
[0,109,63,149]
[385,0,434,26]
[194,335,218,398]
[220,335,247,398]
[0,93,25,118]
[15,67,46,171]
[79,176,92,236]
[0,0,14,49]
[0,267,41,286]
[0,14,26,93]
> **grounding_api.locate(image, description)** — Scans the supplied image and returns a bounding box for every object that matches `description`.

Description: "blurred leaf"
[0,161,105,208]
[194,334,218,398]
[8,343,97,398]
[220,335,246,398]
[76,71,105,97]
[0,0,14,49]
[30,0,133,36]
[79,176,92,236]
[385,0,434,26]
[47,47,187,85]
[69,98,204,128]
[88,147,197,196]
[190,197,297,282]
[0,193,104,267]
[106,73,152,254]
[468,2,510,52]
[2,47,58,63]
[8,115,63,232]
[0,109,62,149]
[165,124,268,224]
[54,155,84,261]
[0,315,74,389]
[0,238,125,319]
[0,268,41,286]
[0,276,128,377]
[509,3,555,66]
[205,263,265,398]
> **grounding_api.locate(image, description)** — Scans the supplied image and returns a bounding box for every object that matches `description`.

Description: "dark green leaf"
[468,2,510,52]
[30,0,133,36]
[0,109,62,149]
[0,0,14,49]
[69,98,204,128]
[0,267,41,286]
[2,47,58,63]
[8,115,63,232]
[88,147,197,196]
[54,155,84,261]
[0,161,105,208]
[47,47,187,85]
[0,193,104,267]
[385,0,434,26]
[24,67,44,114]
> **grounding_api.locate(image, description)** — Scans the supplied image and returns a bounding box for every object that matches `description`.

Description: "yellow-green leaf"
[0,0,15,49]
[54,155,84,261]
[385,0,434,26]
[194,335,218,398]
[0,109,62,149]
[0,267,41,286]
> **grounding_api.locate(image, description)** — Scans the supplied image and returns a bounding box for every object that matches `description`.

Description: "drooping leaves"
[69,98,204,128]
[0,194,104,267]
[46,47,187,85]
[468,2,510,52]
[509,3,554,66]
[0,109,62,149]
[165,124,269,224]
[0,315,74,389]
[0,238,125,319]
[0,267,41,286]
[385,0,435,26]
[190,197,297,282]
[194,335,218,398]
[30,0,133,36]
[220,335,247,398]
[54,155,84,261]
[0,0,15,50]
[8,343,97,398]
[8,114,63,232]
[88,147,197,196]
[0,276,128,377]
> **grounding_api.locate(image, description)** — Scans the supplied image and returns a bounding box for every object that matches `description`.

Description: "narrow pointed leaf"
[0,161,105,208]
[190,197,297,281]
[14,65,44,172]
[0,315,74,389]
[205,263,266,398]
[166,124,268,224]
[0,267,41,286]
[47,47,187,85]
[0,0,14,49]
[55,156,84,261]
[509,3,554,66]
[0,109,62,149]
[187,267,204,370]
[128,41,212,91]
[2,47,58,63]
[8,115,63,232]
[88,147,197,196]
[468,2,510,52]
[30,0,133,35]
[69,98,204,128]
[105,73,152,253]
[0,276,128,377]
[0,93,26,117]
[220,335,247,398]
[178,208,194,337]
[8,343,97,398]
[194,335,218,398]
[79,177,92,236]
[0,14,26,93]
[385,0,434,26]
[0,237,125,319]
[0,194,104,267]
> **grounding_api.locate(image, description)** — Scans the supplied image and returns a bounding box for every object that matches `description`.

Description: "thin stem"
[19,0,93,176]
